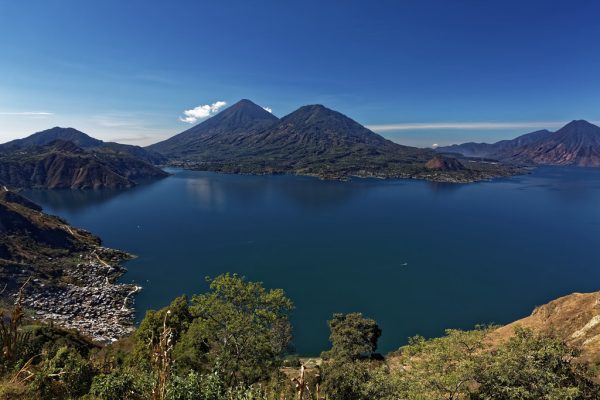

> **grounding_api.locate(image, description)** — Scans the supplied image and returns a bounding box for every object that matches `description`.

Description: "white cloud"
[179,101,227,123]
[263,106,272,113]
[366,121,588,131]
[0,111,54,116]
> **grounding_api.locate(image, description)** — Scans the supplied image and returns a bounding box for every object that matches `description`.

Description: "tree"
[322,313,381,361]
[132,295,193,369]
[181,274,294,385]
[320,313,388,399]
[391,327,490,400]
[321,360,394,400]
[472,328,600,400]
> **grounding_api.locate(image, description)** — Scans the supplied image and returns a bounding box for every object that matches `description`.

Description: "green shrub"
[472,328,600,400]
[166,371,223,400]
[166,371,269,400]
[282,355,301,368]
[88,368,152,400]
[322,360,391,400]
[31,346,94,399]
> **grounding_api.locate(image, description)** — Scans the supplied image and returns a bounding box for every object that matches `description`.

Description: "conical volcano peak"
[558,119,599,132]
[146,99,279,154]
[213,99,278,122]
[235,98,259,106]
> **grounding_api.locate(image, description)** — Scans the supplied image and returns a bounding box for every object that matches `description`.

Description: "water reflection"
[181,171,367,210]
[23,180,161,214]
[267,177,368,209]
[185,178,228,210]
[514,167,600,204]
[425,181,464,195]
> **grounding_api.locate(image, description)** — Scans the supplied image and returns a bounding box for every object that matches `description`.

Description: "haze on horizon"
[1,0,599,148]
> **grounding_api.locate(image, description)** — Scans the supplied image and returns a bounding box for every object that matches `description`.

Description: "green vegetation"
[1,274,599,399]
[321,313,381,361]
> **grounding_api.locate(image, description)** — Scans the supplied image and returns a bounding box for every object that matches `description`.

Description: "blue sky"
[1,0,599,147]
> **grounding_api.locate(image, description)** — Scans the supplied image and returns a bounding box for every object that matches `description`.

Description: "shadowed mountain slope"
[149,99,515,182]
[146,99,280,158]
[0,140,167,189]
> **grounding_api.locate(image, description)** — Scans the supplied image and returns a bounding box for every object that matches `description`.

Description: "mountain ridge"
[437,120,600,167]
[0,139,168,189]
[0,126,166,165]
[149,99,518,182]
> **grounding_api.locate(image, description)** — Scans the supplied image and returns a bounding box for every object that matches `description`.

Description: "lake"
[24,167,600,355]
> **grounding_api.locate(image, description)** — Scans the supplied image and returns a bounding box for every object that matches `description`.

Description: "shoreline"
[164,160,528,184]
[16,246,141,343]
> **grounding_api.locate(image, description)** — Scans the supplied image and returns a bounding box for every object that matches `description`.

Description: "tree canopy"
[322,312,382,361]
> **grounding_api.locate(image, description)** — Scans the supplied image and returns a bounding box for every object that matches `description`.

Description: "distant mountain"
[149,99,515,182]
[437,120,600,167]
[146,99,279,158]
[0,140,168,189]
[94,141,166,165]
[505,120,600,166]
[0,127,103,149]
[437,129,552,158]
[0,127,166,165]
[222,103,427,169]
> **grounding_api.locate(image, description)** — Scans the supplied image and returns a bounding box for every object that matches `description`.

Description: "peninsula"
[0,188,139,342]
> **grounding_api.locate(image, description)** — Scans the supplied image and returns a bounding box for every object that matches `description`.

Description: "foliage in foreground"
[1,273,600,400]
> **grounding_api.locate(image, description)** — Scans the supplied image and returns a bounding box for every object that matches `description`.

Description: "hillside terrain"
[148,99,521,182]
[491,291,600,366]
[0,135,168,189]
[437,120,600,167]
[0,189,139,342]
[0,126,166,165]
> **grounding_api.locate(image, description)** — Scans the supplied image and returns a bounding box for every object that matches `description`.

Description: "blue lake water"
[24,167,600,355]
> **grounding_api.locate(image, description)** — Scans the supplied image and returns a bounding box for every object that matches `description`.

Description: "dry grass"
[386,290,600,375]
[489,291,600,366]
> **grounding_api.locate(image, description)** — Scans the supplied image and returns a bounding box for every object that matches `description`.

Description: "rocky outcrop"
[425,155,464,171]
